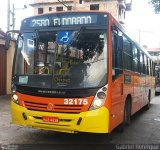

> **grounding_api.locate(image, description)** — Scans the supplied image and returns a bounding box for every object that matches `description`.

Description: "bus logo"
[47,103,54,111]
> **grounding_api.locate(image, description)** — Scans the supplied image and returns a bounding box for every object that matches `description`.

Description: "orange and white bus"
[7,11,155,133]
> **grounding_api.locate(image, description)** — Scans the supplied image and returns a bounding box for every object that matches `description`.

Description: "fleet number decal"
[64,99,88,105]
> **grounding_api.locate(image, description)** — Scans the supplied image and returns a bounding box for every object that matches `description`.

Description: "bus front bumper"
[11,101,110,133]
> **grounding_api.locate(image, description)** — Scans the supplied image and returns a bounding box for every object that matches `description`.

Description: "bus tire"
[144,91,151,111]
[155,91,160,96]
[116,98,131,133]
[116,122,124,133]
[124,98,131,125]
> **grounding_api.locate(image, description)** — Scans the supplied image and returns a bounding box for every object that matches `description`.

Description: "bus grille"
[23,101,83,113]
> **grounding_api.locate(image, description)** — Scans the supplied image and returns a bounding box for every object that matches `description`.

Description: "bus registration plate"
[42,116,59,123]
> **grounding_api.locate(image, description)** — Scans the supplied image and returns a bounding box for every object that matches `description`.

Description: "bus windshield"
[14,29,107,89]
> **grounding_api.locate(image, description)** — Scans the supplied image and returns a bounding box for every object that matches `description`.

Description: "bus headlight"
[89,86,107,110]
[97,92,106,99]
[12,94,19,104]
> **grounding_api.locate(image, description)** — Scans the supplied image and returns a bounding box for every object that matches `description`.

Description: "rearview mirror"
[5,33,11,50]
[5,30,20,50]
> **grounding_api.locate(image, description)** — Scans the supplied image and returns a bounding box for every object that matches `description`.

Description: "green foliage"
[150,0,160,13]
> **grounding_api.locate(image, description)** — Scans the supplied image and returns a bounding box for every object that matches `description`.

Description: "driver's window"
[15,33,36,75]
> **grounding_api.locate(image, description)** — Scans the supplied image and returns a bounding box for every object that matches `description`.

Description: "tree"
[150,0,160,13]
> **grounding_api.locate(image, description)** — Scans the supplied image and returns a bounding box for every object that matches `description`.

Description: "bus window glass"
[123,36,132,71]
[116,35,123,69]
[116,31,123,69]
[112,33,117,68]
[14,30,108,89]
[150,60,153,76]
[15,33,36,75]
[133,46,140,72]
[144,55,147,74]
[147,58,150,75]
[133,45,138,72]
[112,29,124,80]
[140,51,144,73]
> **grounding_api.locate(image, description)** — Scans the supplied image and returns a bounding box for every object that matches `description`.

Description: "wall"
[0,38,15,95]
[32,0,119,20]
[0,43,6,95]
[6,41,15,94]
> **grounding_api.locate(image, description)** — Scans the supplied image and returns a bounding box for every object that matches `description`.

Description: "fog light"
[12,94,19,104]
[13,94,18,100]
[93,99,103,107]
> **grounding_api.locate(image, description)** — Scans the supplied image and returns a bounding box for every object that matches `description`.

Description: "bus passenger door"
[110,28,124,130]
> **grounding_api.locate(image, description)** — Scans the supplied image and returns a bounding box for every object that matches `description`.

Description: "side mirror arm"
[5,30,19,50]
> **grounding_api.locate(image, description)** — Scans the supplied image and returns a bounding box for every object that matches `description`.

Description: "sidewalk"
[0,95,11,100]
[0,95,12,144]
[0,94,11,115]
[0,94,11,108]
[0,95,11,112]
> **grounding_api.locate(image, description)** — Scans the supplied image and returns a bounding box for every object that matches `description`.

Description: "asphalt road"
[0,95,160,149]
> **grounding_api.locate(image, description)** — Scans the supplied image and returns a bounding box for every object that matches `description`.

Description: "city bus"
[6,11,155,133]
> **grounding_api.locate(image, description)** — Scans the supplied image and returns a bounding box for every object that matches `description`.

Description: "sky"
[0,0,34,31]
[125,0,160,48]
[0,0,160,48]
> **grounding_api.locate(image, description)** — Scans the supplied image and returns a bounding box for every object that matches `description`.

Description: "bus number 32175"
[64,99,88,105]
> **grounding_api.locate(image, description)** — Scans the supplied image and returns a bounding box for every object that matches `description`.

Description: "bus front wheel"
[117,98,131,132]
[144,91,151,110]
[124,99,131,125]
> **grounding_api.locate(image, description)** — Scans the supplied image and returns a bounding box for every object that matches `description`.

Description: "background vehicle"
[155,65,160,95]
[6,11,155,133]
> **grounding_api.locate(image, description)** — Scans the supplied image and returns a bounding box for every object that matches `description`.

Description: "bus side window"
[112,28,123,80]
[112,33,123,68]
[123,35,132,71]
[150,60,153,76]
[140,51,144,74]
[133,45,138,72]
[147,58,150,75]
[153,62,155,76]
[144,55,147,75]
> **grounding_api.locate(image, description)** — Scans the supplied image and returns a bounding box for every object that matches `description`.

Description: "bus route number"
[64,99,88,105]
[32,19,50,27]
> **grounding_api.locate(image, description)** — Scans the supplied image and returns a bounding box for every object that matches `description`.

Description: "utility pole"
[7,0,10,31]
[7,2,27,31]
[12,4,15,30]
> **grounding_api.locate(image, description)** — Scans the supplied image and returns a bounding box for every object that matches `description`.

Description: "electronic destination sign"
[21,12,108,29]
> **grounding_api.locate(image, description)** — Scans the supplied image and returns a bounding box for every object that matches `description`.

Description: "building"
[0,29,15,95]
[30,0,132,23]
